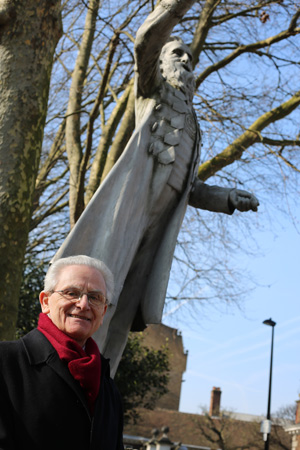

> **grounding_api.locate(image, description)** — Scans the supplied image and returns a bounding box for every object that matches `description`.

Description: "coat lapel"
[22,329,91,419]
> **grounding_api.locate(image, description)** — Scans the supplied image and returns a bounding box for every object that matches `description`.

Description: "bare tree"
[194,409,290,450]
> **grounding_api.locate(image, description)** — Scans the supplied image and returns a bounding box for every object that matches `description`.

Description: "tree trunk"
[65,0,100,228]
[100,83,135,183]
[0,0,62,340]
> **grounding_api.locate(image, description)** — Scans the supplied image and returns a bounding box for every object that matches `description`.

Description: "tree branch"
[85,77,134,204]
[197,90,300,180]
[190,0,222,67]
[196,25,300,88]
[79,32,120,205]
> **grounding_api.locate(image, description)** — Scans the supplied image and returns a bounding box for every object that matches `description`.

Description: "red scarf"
[37,313,101,414]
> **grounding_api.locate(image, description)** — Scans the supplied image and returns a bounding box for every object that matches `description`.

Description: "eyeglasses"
[51,288,108,308]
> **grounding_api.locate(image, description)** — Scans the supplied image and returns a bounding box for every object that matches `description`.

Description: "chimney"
[295,395,300,424]
[209,387,221,417]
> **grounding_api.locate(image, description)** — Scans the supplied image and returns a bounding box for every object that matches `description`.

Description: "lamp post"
[262,318,276,450]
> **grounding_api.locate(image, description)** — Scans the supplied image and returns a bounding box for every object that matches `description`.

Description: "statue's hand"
[229,189,259,212]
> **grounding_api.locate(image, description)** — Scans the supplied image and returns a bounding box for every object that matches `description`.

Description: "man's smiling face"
[39,265,107,346]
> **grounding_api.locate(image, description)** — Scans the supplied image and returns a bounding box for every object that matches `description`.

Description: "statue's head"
[160,36,195,100]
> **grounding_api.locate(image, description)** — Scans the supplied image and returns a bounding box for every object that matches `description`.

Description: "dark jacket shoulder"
[0,328,124,450]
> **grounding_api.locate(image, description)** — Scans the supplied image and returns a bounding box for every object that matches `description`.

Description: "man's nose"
[76,293,91,309]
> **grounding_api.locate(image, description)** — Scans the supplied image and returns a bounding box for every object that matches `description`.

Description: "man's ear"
[39,291,51,314]
[98,303,108,327]
[103,304,108,316]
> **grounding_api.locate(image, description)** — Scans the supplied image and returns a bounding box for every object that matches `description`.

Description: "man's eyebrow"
[62,285,104,293]
[88,290,105,294]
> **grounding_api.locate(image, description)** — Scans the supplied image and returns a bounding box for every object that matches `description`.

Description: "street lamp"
[261,318,276,450]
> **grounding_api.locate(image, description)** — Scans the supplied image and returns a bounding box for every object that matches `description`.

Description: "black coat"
[0,329,124,450]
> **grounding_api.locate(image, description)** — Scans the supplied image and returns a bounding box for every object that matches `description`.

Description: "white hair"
[44,255,114,305]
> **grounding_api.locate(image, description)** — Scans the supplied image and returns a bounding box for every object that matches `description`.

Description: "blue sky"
[164,205,300,417]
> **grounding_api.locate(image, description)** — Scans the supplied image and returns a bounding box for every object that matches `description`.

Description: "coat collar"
[22,328,56,364]
[21,329,91,418]
[22,329,110,370]
[21,328,111,418]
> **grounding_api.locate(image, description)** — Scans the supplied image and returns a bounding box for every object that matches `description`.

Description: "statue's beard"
[161,62,195,102]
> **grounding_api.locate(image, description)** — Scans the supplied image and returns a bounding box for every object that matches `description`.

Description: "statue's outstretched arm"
[134,0,196,96]
[189,178,259,214]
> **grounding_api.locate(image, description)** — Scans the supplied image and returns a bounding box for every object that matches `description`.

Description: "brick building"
[285,396,300,450]
[123,324,292,450]
[141,323,187,411]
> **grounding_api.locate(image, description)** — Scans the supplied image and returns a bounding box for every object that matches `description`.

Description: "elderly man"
[0,255,124,450]
[54,0,259,375]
